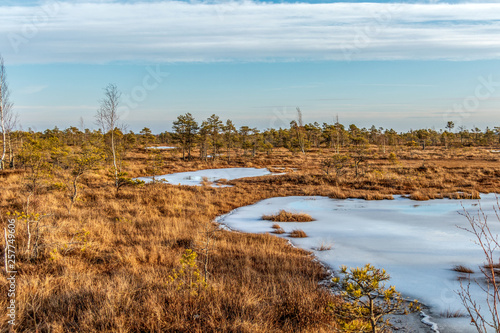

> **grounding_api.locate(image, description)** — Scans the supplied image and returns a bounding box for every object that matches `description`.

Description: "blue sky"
[1,0,500,133]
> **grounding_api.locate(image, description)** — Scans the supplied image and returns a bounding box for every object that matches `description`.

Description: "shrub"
[388,152,399,165]
[406,140,419,147]
[449,191,481,200]
[321,154,350,179]
[201,176,213,187]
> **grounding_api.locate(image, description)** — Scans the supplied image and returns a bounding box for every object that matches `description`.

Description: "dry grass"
[409,191,431,201]
[0,155,337,332]
[2,144,500,331]
[271,224,286,234]
[314,242,333,251]
[263,210,315,222]
[289,229,308,238]
[453,265,475,274]
[483,263,500,276]
[441,309,468,318]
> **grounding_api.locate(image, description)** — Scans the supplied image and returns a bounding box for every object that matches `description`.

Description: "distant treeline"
[1,112,499,170]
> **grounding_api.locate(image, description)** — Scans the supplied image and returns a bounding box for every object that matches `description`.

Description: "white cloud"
[1,1,500,64]
[18,85,48,94]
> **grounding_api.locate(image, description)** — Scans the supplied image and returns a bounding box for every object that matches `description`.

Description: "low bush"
[314,242,332,251]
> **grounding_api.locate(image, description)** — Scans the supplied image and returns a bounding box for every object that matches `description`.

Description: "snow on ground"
[145,146,176,149]
[216,194,500,333]
[135,167,280,186]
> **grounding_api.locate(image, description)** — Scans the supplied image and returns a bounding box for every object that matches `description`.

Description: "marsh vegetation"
[1,113,500,332]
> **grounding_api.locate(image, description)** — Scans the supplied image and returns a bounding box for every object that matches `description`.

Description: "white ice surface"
[135,167,277,186]
[216,194,500,333]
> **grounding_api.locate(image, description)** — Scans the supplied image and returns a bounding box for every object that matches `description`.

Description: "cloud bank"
[1,1,500,64]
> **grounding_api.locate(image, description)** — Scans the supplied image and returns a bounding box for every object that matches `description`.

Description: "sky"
[1,0,500,133]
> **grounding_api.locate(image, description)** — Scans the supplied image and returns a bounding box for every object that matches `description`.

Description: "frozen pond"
[135,167,280,186]
[216,194,500,332]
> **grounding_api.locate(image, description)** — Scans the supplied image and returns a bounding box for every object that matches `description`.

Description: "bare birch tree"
[5,110,18,168]
[0,55,14,170]
[95,84,121,188]
[458,203,500,332]
[296,107,306,154]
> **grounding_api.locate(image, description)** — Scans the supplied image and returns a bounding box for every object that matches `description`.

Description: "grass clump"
[452,265,474,274]
[314,242,333,251]
[289,229,308,238]
[409,191,430,201]
[331,264,420,332]
[441,309,468,318]
[6,141,500,332]
[263,210,314,222]
[449,191,481,200]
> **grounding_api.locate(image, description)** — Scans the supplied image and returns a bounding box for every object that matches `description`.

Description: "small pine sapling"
[168,249,207,296]
[330,264,420,333]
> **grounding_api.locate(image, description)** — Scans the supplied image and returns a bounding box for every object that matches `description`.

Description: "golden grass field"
[1,145,500,332]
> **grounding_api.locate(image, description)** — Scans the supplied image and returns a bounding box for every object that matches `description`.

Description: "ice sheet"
[216,194,500,333]
[135,167,278,186]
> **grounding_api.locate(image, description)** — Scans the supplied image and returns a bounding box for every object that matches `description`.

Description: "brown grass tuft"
[441,309,468,318]
[448,191,481,200]
[201,176,213,186]
[263,210,314,222]
[452,265,474,274]
[271,224,286,234]
[314,242,333,251]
